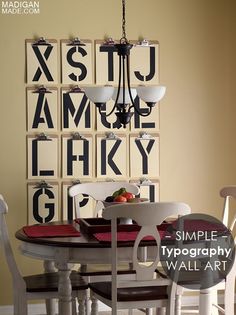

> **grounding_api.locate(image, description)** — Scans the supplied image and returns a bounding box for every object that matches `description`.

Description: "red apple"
[122,192,134,201]
[114,195,127,202]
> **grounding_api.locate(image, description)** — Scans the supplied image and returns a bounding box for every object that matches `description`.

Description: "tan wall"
[0,0,236,305]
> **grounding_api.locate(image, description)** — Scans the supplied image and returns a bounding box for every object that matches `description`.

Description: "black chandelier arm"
[128,104,153,117]
[113,54,122,107]
[98,102,117,117]
[126,54,136,108]
[98,53,123,118]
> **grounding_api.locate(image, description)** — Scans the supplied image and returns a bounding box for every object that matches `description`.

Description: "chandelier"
[83,0,166,128]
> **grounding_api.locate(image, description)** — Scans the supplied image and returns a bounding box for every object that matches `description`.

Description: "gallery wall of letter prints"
[26,38,161,224]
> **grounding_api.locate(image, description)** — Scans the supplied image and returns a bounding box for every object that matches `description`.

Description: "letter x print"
[32,46,54,81]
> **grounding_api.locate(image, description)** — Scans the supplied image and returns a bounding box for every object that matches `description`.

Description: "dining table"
[15,219,218,315]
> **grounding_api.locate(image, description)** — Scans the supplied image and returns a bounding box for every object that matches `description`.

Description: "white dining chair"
[69,181,140,314]
[173,186,236,315]
[89,201,191,315]
[210,186,236,314]
[0,194,88,315]
[69,181,140,218]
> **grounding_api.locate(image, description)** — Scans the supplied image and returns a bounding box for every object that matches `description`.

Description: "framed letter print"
[27,181,59,224]
[27,134,58,179]
[27,87,58,132]
[129,40,159,85]
[130,98,159,131]
[61,39,93,84]
[26,39,58,84]
[62,134,93,179]
[96,133,127,178]
[95,39,119,85]
[129,133,159,178]
[61,87,93,131]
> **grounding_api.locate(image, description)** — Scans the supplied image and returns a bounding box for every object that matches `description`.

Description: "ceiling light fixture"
[83,0,166,128]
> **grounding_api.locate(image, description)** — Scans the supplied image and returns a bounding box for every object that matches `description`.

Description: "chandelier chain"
[121,0,127,42]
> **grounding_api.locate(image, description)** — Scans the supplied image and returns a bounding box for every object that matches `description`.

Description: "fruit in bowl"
[103,188,149,207]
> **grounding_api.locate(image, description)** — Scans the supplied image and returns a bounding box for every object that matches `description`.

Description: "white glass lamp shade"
[112,87,137,104]
[136,85,166,103]
[83,86,114,103]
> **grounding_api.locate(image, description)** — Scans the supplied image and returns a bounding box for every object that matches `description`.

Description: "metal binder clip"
[66,85,83,93]
[36,133,51,141]
[139,177,152,185]
[105,132,120,140]
[67,37,85,46]
[32,37,52,46]
[32,85,52,94]
[136,39,150,46]
[72,179,81,185]
[34,180,53,189]
[103,37,116,45]
[137,131,152,140]
[105,178,115,182]
[72,132,85,140]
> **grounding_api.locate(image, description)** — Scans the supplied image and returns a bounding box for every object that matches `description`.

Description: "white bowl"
[102,198,149,208]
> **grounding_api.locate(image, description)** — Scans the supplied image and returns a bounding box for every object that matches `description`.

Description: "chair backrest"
[220,186,236,233]
[69,182,140,218]
[102,202,191,312]
[0,195,25,290]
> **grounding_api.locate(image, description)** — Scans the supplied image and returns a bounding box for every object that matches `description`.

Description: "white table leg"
[44,260,57,315]
[57,262,72,315]
[199,288,212,315]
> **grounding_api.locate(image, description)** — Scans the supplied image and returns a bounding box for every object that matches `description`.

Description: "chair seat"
[89,282,168,302]
[24,270,88,293]
[79,263,136,276]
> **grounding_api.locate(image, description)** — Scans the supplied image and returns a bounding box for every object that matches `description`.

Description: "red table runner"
[93,220,227,243]
[23,224,81,238]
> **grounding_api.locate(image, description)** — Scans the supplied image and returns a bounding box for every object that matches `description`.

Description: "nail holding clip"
[32,37,52,47]
[36,133,52,141]
[67,37,85,46]
[136,39,151,46]
[139,177,152,185]
[34,180,53,189]
[103,37,116,45]
[72,132,86,140]
[136,131,153,140]
[32,85,52,94]
[72,179,81,185]
[105,132,121,140]
[66,85,83,93]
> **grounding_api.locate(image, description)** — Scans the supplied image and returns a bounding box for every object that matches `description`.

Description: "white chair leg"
[14,293,28,315]
[199,289,212,315]
[85,288,91,315]
[72,297,77,315]
[128,309,133,315]
[90,292,98,315]
[175,294,181,315]
[45,299,57,315]
[78,291,87,315]
[211,289,219,315]
[156,308,166,315]
[146,308,153,315]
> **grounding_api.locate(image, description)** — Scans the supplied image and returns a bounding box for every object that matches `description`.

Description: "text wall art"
[26,38,161,224]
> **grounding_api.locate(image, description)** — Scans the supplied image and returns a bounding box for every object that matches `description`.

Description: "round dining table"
[15,220,214,315]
